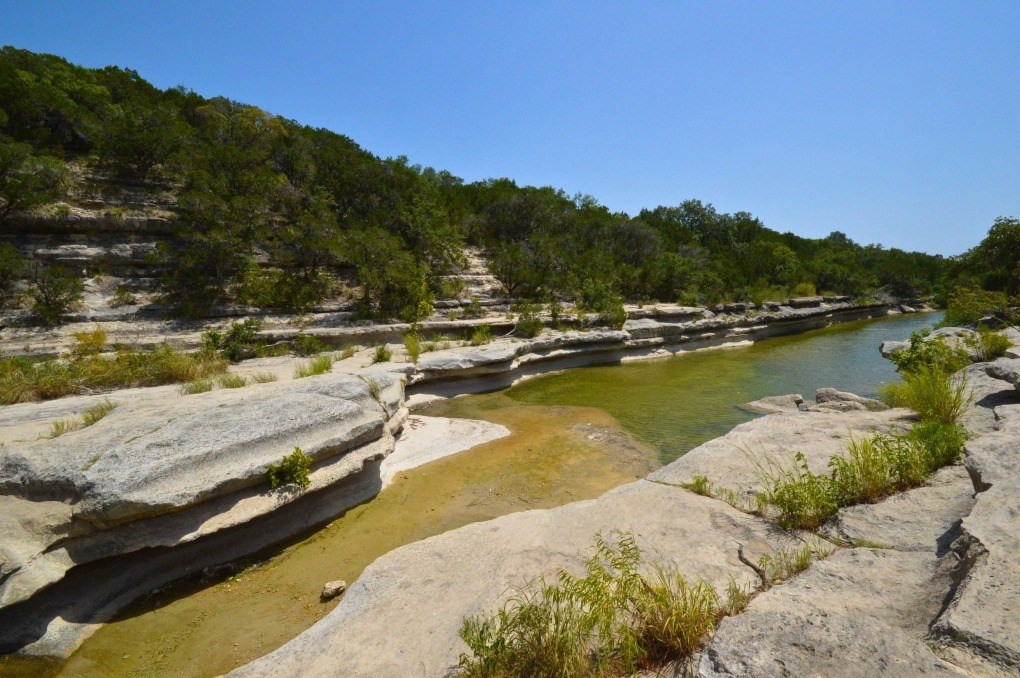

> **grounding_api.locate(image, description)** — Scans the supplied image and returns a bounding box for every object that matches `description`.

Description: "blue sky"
[2,2,1017,255]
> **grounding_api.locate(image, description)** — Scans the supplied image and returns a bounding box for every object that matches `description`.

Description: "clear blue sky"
[2,1,1017,255]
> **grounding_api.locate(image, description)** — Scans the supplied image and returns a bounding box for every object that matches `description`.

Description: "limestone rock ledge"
[0,367,408,657]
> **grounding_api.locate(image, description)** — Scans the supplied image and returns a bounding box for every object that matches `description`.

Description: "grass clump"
[470,324,493,346]
[81,398,117,426]
[881,366,972,425]
[459,534,728,677]
[179,378,212,395]
[251,370,278,383]
[267,446,312,489]
[754,419,967,530]
[681,475,711,496]
[971,326,1012,361]
[201,318,264,362]
[403,332,421,363]
[373,344,392,363]
[48,398,118,437]
[294,354,334,378]
[757,543,832,588]
[339,345,356,360]
[217,373,247,388]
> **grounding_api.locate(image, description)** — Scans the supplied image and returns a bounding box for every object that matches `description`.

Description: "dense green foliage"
[1,46,1012,321]
[267,446,312,489]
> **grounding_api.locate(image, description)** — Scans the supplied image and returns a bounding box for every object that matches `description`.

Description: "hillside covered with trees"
[1,46,1015,324]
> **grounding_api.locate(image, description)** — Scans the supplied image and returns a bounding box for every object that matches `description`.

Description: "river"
[1,311,938,677]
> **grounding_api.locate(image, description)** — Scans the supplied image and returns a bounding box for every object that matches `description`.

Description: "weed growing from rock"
[881,367,972,425]
[680,475,711,496]
[403,332,421,363]
[47,398,117,437]
[250,371,278,383]
[267,446,312,489]
[470,324,493,346]
[179,378,212,395]
[217,373,247,388]
[373,344,392,363]
[294,354,334,378]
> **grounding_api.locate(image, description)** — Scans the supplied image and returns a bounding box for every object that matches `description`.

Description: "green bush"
[939,285,1009,327]
[373,344,392,363]
[0,243,25,308]
[179,378,213,395]
[459,534,724,677]
[217,373,247,388]
[514,302,543,338]
[201,318,264,362]
[754,452,838,530]
[889,330,970,375]
[681,475,711,496]
[971,326,1012,361]
[470,324,493,345]
[31,265,83,325]
[597,302,628,330]
[109,284,137,307]
[251,370,278,383]
[294,332,328,357]
[267,446,312,489]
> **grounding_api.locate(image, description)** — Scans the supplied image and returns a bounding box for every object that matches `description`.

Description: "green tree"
[0,138,68,222]
[31,264,83,324]
[0,242,25,307]
[963,217,1020,296]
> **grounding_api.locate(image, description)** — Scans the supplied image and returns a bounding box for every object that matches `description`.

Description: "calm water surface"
[507,311,940,461]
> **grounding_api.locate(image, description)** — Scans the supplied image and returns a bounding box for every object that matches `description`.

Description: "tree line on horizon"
[1,46,1016,324]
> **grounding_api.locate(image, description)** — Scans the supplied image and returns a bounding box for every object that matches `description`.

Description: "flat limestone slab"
[931,404,1020,673]
[648,409,913,505]
[380,414,509,487]
[820,465,975,553]
[700,549,962,677]
[231,480,815,678]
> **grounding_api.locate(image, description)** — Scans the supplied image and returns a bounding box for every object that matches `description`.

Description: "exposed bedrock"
[0,368,409,656]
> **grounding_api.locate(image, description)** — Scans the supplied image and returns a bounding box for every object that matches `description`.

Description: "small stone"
[321,580,347,601]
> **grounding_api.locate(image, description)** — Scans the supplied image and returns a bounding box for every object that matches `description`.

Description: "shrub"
[70,328,107,359]
[180,378,212,395]
[31,265,84,325]
[972,326,1012,361]
[458,534,722,677]
[470,324,493,345]
[881,367,971,425]
[294,354,334,378]
[340,346,356,360]
[294,332,327,357]
[889,330,970,375]
[0,243,25,308]
[202,318,264,362]
[597,302,628,330]
[403,332,421,363]
[939,285,1009,327]
[251,370,278,383]
[462,297,487,319]
[109,284,137,307]
[791,281,817,297]
[515,302,543,338]
[373,344,392,363]
[267,446,312,489]
[217,373,247,388]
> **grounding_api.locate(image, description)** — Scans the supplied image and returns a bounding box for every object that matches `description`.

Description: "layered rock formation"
[0,367,409,656]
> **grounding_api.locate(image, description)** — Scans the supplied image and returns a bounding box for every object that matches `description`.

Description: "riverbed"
[1,311,939,677]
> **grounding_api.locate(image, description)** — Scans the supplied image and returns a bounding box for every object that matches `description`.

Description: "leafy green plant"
[70,328,107,359]
[754,451,838,530]
[294,332,327,357]
[971,326,1012,361]
[31,265,84,325]
[267,446,312,489]
[462,296,487,319]
[373,344,392,363]
[0,242,25,308]
[938,285,1009,327]
[515,302,543,338]
[681,475,711,496]
[109,284,138,307]
[889,330,970,376]
[470,324,493,346]
[201,318,264,362]
[294,354,334,378]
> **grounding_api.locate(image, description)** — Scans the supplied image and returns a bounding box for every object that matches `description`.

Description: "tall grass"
[294,354,334,378]
[47,398,118,437]
[1,339,226,405]
[753,421,967,530]
[881,366,972,425]
[459,534,732,677]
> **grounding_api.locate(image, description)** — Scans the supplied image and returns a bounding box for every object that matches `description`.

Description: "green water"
[505,312,940,462]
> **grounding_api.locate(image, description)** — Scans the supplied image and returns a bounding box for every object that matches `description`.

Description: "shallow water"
[0,311,938,677]
[508,312,940,462]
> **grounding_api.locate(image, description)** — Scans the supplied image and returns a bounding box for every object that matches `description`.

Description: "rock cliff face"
[0,367,409,656]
